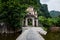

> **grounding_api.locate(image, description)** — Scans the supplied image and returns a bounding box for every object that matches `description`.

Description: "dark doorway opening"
[28,19,32,26]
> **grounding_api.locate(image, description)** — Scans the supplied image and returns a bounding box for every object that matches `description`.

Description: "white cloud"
[40,0,50,3]
[40,0,60,11]
[40,0,50,4]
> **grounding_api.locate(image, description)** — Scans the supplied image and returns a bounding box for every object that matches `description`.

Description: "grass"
[43,27,60,40]
[44,31,60,40]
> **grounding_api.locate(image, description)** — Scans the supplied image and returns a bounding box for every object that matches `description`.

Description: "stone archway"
[25,18,35,27]
[24,17,38,27]
[23,6,38,27]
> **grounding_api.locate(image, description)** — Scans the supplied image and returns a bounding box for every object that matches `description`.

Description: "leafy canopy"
[0,0,40,29]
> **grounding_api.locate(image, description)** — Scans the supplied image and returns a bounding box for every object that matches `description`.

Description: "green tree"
[0,0,41,29]
[39,16,59,27]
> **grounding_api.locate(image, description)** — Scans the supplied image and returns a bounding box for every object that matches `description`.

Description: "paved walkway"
[16,27,47,40]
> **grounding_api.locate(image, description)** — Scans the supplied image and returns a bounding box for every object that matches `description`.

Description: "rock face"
[0,22,15,33]
[16,27,47,40]
[50,27,60,32]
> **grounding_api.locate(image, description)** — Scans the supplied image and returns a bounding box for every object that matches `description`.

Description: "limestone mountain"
[38,4,50,18]
[50,10,60,17]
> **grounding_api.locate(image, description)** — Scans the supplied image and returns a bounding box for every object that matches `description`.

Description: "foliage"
[39,16,60,27]
[0,0,40,29]
[39,16,48,27]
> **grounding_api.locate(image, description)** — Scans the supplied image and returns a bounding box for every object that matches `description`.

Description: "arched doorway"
[28,19,32,26]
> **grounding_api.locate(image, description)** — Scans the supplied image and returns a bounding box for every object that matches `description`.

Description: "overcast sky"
[40,0,60,11]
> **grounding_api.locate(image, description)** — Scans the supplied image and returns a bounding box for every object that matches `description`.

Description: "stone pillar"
[32,18,35,27]
[25,18,28,26]
[36,19,38,27]
[22,19,24,26]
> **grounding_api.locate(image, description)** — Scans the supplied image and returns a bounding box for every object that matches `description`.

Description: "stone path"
[26,29,45,40]
[22,27,47,35]
[16,27,47,40]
